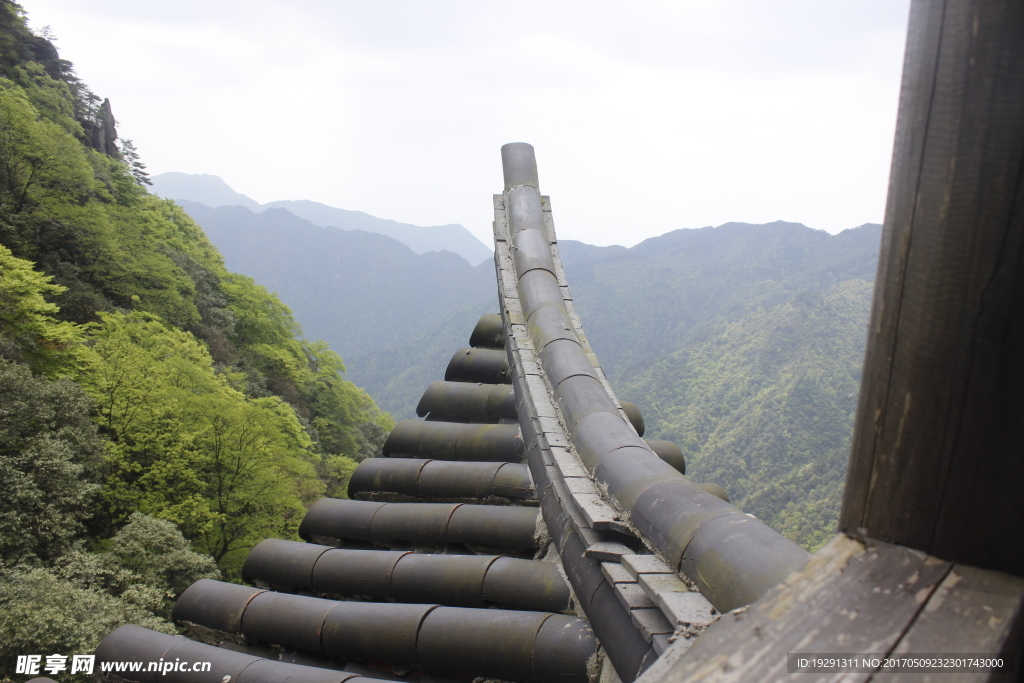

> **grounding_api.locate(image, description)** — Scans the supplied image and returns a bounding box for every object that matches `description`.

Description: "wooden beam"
[840,0,1024,575]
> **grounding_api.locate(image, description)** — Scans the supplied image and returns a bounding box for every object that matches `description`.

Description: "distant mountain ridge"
[350,220,881,418]
[178,201,495,360]
[570,221,882,379]
[149,172,263,211]
[151,173,493,266]
[261,199,492,266]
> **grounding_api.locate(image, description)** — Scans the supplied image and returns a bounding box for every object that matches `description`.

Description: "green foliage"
[304,340,393,461]
[119,138,151,186]
[320,454,359,499]
[304,342,393,500]
[0,77,205,331]
[0,565,175,678]
[0,243,81,372]
[0,359,104,565]
[0,6,398,648]
[74,311,323,573]
[0,73,291,380]
[618,280,874,551]
[0,78,95,217]
[0,513,216,679]
[558,225,879,551]
[566,222,880,382]
[0,13,393,568]
[54,513,220,617]
[4,60,82,137]
[0,3,84,141]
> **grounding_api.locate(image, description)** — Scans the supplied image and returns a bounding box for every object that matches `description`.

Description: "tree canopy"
[0,2,394,664]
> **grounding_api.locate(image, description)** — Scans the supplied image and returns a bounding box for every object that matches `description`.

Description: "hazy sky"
[21,1,911,247]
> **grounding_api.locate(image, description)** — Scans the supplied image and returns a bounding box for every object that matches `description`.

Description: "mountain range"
[176,200,495,359]
[159,174,882,552]
[151,172,493,266]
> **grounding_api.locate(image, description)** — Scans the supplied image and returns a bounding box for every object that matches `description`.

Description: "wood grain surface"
[841,0,1024,576]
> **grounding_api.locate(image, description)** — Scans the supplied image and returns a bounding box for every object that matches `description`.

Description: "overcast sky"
[21,1,910,247]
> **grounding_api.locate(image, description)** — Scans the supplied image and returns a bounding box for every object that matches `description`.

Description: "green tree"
[118,138,151,186]
[1,73,392,470]
[190,395,321,570]
[54,513,219,617]
[304,340,393,459]
[0,566,175,678]
[0,359,104,565]
[0,243,82,372]
[0,10,396,583]
[0,79,95,217]
[0,514,217,680]
[75,311,323,573]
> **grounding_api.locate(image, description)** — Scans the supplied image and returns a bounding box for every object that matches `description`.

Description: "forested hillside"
[572,223,879,551]
[0,2,390,670]
[567,222,879,379]
[615,280,873,551]
[178,200,495,358]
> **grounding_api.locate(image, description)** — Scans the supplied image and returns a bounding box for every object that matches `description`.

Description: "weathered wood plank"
[876,564,1024,683]
[647,535,952,683]
[840,0,947,534]
[841,0,1024,576]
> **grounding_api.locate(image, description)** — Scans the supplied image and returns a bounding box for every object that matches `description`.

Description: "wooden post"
[840,0,1024,576]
